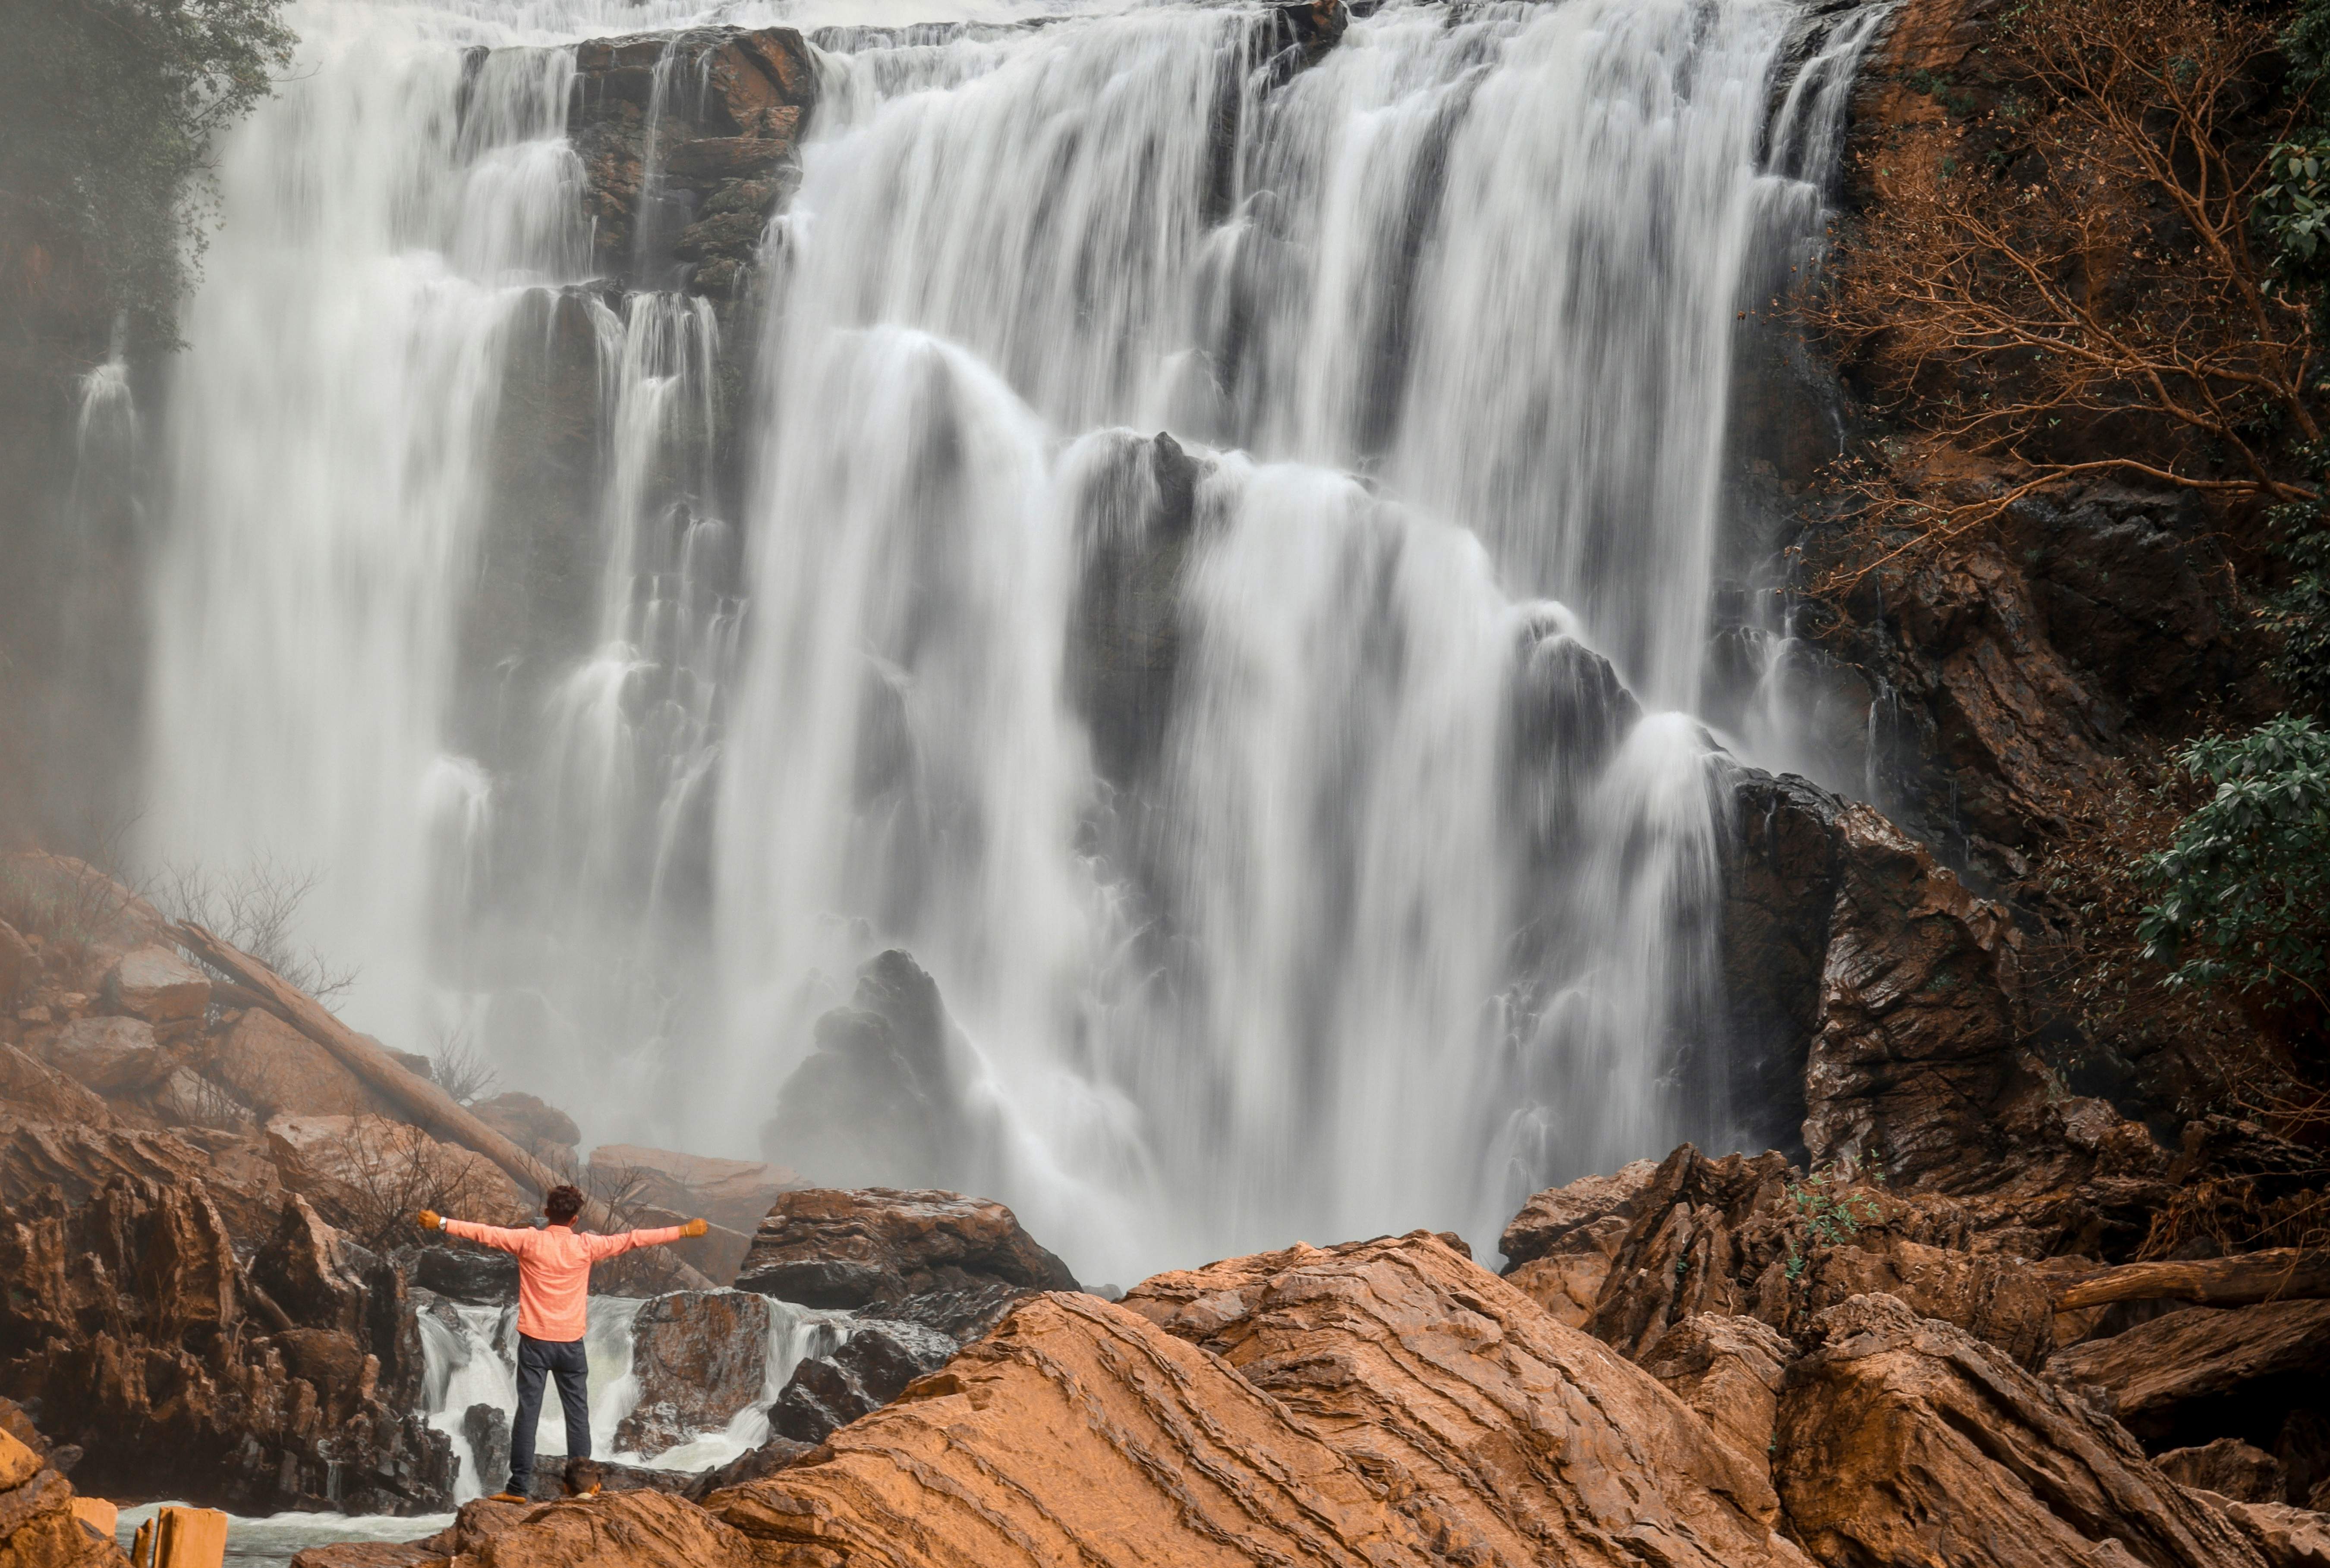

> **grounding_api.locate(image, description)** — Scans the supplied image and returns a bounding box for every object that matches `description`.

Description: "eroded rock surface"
[2047,1299,2330,1454]
[1498,1158,1656,1327]
[612,1291,772,1459]
[766,1318,953,1446]
[1776,1292,2267,1568]
[1123,1231,1810,1567]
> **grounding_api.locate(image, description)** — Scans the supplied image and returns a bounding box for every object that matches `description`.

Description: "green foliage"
[1781,1167,1885,1281]
[0,0,295,348]
[2137,716,2330,1010]
[2266,490,2330,709]
[2255,142,2330,277]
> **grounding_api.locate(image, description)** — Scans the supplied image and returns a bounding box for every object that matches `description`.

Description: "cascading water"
[145,0,1893,1286]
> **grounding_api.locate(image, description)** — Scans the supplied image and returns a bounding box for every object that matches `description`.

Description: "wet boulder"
[611,1291,773,1459]
[735,1186,1077,1342]
[101,945,209,1031]
[409,1244,519,1304]
[766,1318,954,1445]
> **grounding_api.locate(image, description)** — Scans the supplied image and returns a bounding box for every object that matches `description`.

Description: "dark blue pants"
[509,1333,590,1493]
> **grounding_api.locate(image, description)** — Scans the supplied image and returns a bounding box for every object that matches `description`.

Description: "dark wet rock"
[767,1318,956,1445]
[612,1291,773,1459]
[1717,767,1842,1155]
[1063,431,1206,786]
[684,1436,813,1501]
[760,952,984,1193]
[463,1403,511,1499]
[564,26,818,291]
[735,1187,1078,1341]
[409,1243,520,1304]
[1498,1159,1658,1328]
[2158,1440,2290,1506]
[521,1458,698,1503]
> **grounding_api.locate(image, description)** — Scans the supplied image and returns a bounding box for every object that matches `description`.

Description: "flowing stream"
[143,0,1889,1283]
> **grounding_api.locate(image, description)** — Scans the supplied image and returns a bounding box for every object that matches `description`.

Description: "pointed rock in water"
[1777,1292,2267,1568]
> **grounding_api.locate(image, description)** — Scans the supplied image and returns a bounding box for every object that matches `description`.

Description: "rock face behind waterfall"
[564,26,818,295]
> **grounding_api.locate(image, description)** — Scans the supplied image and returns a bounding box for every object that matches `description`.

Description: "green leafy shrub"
[2137,716,2330,1011]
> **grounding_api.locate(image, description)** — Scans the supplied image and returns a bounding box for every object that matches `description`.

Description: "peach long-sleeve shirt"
[442,1219,687,1341]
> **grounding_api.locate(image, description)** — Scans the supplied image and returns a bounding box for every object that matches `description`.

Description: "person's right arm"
[422,1211,535,1255]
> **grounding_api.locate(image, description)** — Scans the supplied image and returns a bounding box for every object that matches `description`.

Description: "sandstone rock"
[1500,1158,1659,1326]
[1802,802,2035,1189]
[287,1543,438,1568]
[1588,1145,1795,1361]
[611,1291,772,1459]
[465,1490,758,1568]
[0,1116,282,1246]
[683,1436,812,1500]
[473,1093,581,1165]
[1500,1158,1660,1268]
[1776,1292,2266,1568]
[0,1423,127,1568]
[0,1049,113,1128]
[735,1187,1077,1341]
[1123,1232,1810,1565]
[2200,1496,2330,1568]
[1640,1311,1792,1478]
[1791,1231,2058,1368]
[33,1016,166,1097]
[2047,1299,2330,1451]
[253,1194,364,1334]
[761,951,985,1194]
[766,1318,954,1445]
[586,1145,797,1235]
[707,1291,1451,1566]
[102,945,208,1028]
[211,1009,392,1120]
[2160,1442,2290,1506]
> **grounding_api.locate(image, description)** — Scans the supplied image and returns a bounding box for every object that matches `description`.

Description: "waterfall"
[145,0,1887,1284]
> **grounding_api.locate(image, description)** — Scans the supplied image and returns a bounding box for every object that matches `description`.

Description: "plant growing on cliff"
[2137,715,2330,1012]
[0,0,294,348]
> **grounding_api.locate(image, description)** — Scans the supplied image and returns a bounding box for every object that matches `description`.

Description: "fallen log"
[174,922,716,1291]
[2053,1249,2330,1311]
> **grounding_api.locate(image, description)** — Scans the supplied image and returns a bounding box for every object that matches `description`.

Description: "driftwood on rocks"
[2056,1251,2330,1312]
[173,923,715,1291]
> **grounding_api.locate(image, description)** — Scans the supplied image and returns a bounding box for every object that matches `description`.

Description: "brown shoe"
[487,1492,527,1505]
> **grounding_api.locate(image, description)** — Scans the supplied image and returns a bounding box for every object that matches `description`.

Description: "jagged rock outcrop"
[734,1186,1079,1340]
[0,1116,285,1245]
[1776,1292,2268,1568]
[1497,1158,1657,1326]
[1640,1311,1794,1480]
[612,1291,772,1458]
[1123,1231,1811,1567]
[0,1178,451,1514]
[761,951,985,1194]
[2047,1299,2330,1461]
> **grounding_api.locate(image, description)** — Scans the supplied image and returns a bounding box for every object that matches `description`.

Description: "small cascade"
[417,1292,847,1501]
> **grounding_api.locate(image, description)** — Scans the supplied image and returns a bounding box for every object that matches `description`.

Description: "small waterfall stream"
[143,0,1896,1285]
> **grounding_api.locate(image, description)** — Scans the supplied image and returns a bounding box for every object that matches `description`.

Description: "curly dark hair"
[544,1184,585,1225]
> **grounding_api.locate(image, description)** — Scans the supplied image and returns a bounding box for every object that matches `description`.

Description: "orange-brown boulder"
[1122,1232,1811,1567]
[0,1116,282,1246]
[0,1050,113,1128]
[1640,1311,1792,1479]
[1499,1159,1656,1327]
[462,1492,757,1568]
[705,1290,1443,1566]
[102,945,209,1029]
[1776,1292,2266,1568]
[212,1009,392,1120]
[0,1425,129,1568]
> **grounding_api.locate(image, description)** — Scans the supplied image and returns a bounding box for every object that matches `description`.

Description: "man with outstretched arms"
[419,1183,706,1501]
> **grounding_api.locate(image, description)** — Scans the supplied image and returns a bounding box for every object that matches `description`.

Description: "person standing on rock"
[419,1185,707,1501]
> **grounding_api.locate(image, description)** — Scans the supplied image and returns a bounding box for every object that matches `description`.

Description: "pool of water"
[115,1505,453,1568]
